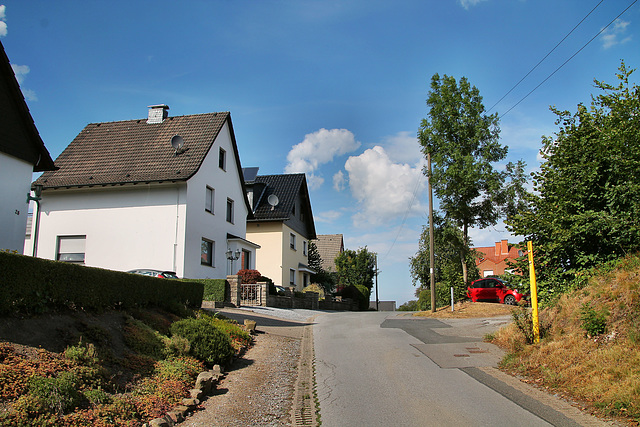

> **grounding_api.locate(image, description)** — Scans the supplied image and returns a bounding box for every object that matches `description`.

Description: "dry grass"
[491,255,640,424]
[413,301,515,318]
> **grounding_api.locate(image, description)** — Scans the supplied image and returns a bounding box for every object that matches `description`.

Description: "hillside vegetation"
[491,254,640,424]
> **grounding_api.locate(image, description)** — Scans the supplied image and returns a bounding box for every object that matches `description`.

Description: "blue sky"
[2,1,639,305]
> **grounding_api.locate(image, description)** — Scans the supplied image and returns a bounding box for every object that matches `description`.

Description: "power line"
[500,0,639,119]
[488,0,605,113]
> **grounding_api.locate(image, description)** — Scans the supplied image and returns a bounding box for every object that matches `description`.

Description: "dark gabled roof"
[35,111,234,189]
[0,40,55,171]
[247,173,316,239]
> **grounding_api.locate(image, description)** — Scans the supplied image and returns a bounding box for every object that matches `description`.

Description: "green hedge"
[187,279,227,302]
[0,252,204,315]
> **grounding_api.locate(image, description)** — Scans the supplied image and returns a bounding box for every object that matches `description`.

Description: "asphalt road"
[313,311,614,427]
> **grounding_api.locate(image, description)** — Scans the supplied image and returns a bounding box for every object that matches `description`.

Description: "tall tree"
[419,73,518,286]
[507,62,640,297]
[409,211,478,309]
[334,247,376,291]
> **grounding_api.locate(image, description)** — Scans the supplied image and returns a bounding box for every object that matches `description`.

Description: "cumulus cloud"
[11,64,30,84]
[343,145,426,227]
[382,131,424,165]
[0,5,7,37]
[601,19,631,49]
[459,0,488,10]
[333,170,345,191]
[285,128,361,190]
[314,210,344,224]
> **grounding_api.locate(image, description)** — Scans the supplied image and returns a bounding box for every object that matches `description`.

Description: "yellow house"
[244,170,317,290]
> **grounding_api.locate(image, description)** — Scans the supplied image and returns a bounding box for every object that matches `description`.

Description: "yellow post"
[527,241,540,344]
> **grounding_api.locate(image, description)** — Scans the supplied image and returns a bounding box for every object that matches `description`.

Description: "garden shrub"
[196,311,252,350]
[123,318,166,359]
[579,302,608,336]
[190,278,227,302]
[169,318,234,365]
[237,269,262,284]
[340,284,370,310]
[303,283,325,300]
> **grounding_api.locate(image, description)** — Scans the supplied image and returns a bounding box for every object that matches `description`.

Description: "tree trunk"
[461,222,469,286]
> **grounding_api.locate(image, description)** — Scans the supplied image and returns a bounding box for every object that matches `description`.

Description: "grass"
[490,254,640,424]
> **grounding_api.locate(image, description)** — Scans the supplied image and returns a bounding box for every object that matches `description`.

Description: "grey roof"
[246,173,316,239]
[36,111,233,189]
[313,234,344,272]
[0,40,55,172]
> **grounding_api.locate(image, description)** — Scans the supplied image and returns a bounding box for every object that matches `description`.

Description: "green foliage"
[507,62,640,294]
[510,304,550,344]
[334,247,376,291]
[303,283,325,300]
[579,302,608,337]
[195,310,252,350]
[410,212,479,295]
[26,372,83,416]
[419,73,527,285]
[170,318,234,366]
[188,278,226,302]
[339,284,370,311]
[123,318,166,360]
[398,300,419,311]
[0,251,204,315]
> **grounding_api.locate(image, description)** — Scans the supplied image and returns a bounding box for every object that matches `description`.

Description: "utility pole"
[428,152,436,312]
[375,253,379,311]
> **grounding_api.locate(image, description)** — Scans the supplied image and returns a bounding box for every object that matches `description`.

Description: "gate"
[240,283,263,306]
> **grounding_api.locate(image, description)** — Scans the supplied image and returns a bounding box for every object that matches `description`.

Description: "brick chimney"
[494,239,509,256]
[147,104,169,124]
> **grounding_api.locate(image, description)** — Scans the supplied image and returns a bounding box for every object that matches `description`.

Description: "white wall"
[247,222,285,285]
[0,153,33,254]
[183,121,252,279]
[34,184,187,275]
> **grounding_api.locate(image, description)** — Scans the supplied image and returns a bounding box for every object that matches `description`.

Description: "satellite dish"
[170,135,184,152]
[267,194,279,210]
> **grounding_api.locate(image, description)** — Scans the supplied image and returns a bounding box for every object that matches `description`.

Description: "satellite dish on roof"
[267,194,279,210]
[170,135,184,153]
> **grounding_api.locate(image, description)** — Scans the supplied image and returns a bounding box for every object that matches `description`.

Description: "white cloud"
[314,209,344,224]
[333,170,345,191]
[285,128,361,190]
[344,145,426,227]
[22,89,37,101]
[382,131,424,165]
[601,19,631,49]
[459,0,488,10]
[0,5,7,37]
[11,64,30,84]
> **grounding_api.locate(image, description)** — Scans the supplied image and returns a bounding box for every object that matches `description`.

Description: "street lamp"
[26,184,43,257]
[226,248,241,275]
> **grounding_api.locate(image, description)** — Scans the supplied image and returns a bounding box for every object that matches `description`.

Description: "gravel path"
[182,332,301,427]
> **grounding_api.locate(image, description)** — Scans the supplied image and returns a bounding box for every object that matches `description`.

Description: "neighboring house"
[0,40,55,253]
[474,239,524,277]
[25,105,259,279]
[312,234,344,273]
[244,170,317,290]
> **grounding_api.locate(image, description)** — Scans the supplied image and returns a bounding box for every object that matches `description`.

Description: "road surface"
[313,311,614,427]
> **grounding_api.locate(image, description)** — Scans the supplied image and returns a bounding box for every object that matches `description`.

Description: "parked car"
[127,269,179,279]
[466,277,527,305]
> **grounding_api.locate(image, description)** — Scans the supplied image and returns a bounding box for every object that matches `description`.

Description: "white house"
[244,170,317,290]
[0,40,55,253]
[26,105,259,279]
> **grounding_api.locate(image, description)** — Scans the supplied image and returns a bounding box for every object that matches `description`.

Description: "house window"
[303,240,308,256]
[303,273,309,287]
[219,147,226,171]
[201,239,214,266]
[205,186,214,213]
[290,269,296,286]
[57,236,86,264]
[483,270,494,277]
[290,233,296,250]
[242,249,251,270]
[226,198,234,223]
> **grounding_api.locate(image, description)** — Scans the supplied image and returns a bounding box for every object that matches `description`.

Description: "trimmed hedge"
[187,279,227,302]
[0,252,203,315]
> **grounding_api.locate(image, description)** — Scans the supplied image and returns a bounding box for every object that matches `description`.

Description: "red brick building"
[474,239,524,277]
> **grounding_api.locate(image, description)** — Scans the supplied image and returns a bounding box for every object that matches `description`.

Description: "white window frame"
[201,238,215,267]
[226,198,234,224]
[57,235,86,264]
[303,240,308,256]
[290,233,296,250]
[205,186,214,214]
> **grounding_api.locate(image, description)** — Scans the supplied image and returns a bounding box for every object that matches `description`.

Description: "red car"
[466,277,527,305]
